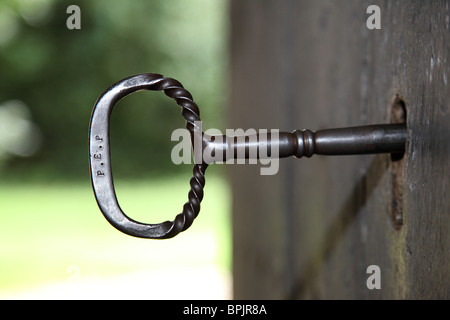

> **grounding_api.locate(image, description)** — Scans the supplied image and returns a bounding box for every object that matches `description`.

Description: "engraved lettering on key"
[95,135,103,141]
[96,170,105,176]
[93,153,102,160]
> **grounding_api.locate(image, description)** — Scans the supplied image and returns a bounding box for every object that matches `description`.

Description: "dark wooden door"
[229,0,449,299]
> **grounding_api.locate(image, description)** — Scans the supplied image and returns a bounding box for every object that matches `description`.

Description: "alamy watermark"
[171,121,280,176]
[66,4,381,31]
[366,5,381,30]
[66,5,81,30]
[366,265,381,290]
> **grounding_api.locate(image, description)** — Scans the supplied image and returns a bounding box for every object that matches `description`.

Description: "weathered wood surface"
[229,0,449,299]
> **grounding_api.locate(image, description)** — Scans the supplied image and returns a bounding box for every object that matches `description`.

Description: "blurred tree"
[0,0,228,180]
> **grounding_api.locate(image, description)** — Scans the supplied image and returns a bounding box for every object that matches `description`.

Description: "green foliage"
[0,0,228,180]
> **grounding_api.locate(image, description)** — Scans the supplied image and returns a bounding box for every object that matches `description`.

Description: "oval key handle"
[89,73,207,239]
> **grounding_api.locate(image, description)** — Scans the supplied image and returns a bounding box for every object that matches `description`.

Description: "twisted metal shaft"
[145,74,208,238]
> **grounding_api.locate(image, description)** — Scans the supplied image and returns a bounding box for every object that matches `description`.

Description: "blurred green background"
[0,0,231,299]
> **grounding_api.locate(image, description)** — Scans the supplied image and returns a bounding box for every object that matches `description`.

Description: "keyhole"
[390,95,407,161]
[389,94,407,229]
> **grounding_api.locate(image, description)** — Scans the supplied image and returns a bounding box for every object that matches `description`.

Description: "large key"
[89,73,406,239]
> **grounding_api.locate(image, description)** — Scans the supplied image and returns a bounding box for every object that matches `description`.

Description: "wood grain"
[230,0,449,299]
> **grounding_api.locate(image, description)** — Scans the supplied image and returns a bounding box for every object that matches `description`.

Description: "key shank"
[202,123,406,162]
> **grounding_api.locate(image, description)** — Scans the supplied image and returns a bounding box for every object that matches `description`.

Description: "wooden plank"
[229,0,293,299]
[230,0,449,299]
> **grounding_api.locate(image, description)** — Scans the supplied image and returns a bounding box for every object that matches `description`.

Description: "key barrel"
[291,123,407,157]
[209,123,407,160]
